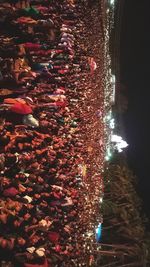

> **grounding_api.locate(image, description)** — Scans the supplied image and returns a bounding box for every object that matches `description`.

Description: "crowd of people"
[0,0,105,266]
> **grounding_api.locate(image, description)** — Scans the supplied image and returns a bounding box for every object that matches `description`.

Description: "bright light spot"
[106,147,112,158]
[99,197,103,203]
[110,0,115,5]
[109,68,111,75]
[111,134,122,143]
[111,74,116,103]
[109,118,115,129]
[106,114,111,121]
[111,135,128,152]
[105,155,110,161]
[95,223,102,242]
[112,74,116,83]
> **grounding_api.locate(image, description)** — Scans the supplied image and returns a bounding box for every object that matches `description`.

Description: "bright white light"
[111,134,122,143]
[112,74,115,83]
[109,118,115,129]
[106,114,111,121]
[107,147,112,157]
[110,0,115,5]
[105,145,113,162]
[99,197,103,203]
[111,74,116,103]
[105,155,110,161]
[117,140,128,150]
[111,135,128,152]
[105,152,112,161]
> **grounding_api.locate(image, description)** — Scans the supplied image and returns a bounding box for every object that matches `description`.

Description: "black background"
[120,0,150,217]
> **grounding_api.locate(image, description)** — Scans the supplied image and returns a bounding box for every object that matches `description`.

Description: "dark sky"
[120,0,150,217]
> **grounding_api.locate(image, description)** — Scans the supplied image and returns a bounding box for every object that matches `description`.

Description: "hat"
[11,103,32,115]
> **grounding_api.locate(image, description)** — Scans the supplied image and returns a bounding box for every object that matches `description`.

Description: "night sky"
[120,0,150,217]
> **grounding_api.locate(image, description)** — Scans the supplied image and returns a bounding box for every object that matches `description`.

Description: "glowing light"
[111,74,116,103]
[111,134,128,152]
[99,197,103,203]
[105,155,110,161]
[111,134,122,143]
[110,0,115,5]
[106,114,111,121]
[109,118,115,129]
[105,146,112,161]
[95,223,102,242]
